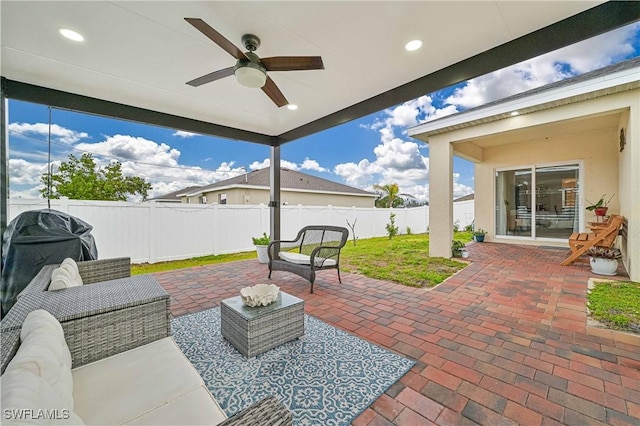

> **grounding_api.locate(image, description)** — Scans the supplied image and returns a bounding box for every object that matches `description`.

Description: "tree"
[373,183,415,208]
[40,153,152,201]
[374,183,402,208]
[385,212,399,239]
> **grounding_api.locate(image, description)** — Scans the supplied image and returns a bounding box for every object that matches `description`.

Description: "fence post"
[211,204,218,255]
[59,196,69,214]
[148,201,157,263]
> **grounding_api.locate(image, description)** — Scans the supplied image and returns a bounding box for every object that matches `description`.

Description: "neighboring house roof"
[409,56,640,138]
[454,193,474,202]
[151,185,202,202]
[182,168,377,198]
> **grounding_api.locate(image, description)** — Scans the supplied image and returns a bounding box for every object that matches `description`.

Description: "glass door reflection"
[496,169,532,237]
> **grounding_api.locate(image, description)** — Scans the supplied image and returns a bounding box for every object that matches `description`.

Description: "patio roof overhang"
[1,1,639,250]
[2,2,639,146]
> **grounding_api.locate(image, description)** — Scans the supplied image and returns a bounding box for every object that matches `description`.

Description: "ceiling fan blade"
[184,18,247,60]
[262,77,288,107]
[261,56,324,72]
[186,67,235,87]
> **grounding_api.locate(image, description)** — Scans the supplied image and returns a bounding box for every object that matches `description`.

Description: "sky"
[7,22,640,203]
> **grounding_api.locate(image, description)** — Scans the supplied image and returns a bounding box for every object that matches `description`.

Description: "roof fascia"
[408,64,640,137]
[0,78,276,146]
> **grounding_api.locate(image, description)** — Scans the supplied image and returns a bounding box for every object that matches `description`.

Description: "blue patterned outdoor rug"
[171,307,415,426]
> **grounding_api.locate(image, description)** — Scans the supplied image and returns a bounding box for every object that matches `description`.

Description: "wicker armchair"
[268,225,349,293]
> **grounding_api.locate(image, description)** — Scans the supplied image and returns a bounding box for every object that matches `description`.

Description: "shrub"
[473,228,487,237]
[252,232,270,246]
[586,247,621,259]
[386,213,399,239]
[451,240,466,257]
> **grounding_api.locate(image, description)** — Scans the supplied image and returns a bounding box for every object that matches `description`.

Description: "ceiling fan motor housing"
[241,34,261,52]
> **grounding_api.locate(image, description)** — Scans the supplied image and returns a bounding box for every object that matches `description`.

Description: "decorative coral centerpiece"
[240,284,280,307]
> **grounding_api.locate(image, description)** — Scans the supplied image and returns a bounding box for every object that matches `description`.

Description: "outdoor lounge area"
[149,242,640,425]
[2,2,640,425]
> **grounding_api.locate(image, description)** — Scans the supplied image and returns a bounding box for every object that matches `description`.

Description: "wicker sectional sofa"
[1,257,170,371]
[1,310,292,426]
[0,259,293,426]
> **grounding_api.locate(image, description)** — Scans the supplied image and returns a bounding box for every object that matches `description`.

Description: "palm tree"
[374,183,405,208]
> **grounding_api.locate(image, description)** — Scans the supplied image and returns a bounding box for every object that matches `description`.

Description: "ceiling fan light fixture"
[235,61,267,88]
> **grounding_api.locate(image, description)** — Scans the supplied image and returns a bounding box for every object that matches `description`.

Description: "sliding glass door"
[495,163,580,240]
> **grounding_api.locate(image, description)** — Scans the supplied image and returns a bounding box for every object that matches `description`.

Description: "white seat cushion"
[72,337,226,426]
[278,252,310,265]
[279,252,337,267]
[49,260,83,291]
[124,387,227,425]
[1,310,83,425]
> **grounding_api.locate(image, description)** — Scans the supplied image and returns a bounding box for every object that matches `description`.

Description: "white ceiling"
[1,1,604,137]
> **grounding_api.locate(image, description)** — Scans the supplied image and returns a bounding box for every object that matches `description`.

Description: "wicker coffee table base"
[221,292,304,358]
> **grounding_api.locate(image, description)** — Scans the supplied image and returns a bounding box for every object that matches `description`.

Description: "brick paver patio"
[153,242,640,425]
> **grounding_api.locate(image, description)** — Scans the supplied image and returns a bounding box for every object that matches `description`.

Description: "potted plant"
[585,194,615,217]
[451,240,466,258]
[473,228,487,242]
[252,232,270,264]
[586,247,621,276]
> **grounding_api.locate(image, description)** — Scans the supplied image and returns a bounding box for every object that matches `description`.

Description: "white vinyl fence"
[8,198,473,264]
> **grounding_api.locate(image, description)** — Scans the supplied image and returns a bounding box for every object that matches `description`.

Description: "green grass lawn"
[131,251,256,275]
[132,232,472,288]
[588,280,640,334]
[341,232,471,288]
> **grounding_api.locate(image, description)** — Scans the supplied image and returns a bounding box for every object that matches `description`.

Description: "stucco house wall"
[474,126,620,246]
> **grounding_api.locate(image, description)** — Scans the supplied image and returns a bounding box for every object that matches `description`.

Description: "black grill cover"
[1,209,98,317]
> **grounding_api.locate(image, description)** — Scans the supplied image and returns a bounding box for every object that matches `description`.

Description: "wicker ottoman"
[221,292,304,358]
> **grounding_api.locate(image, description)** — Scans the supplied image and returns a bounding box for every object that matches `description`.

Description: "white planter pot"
[255,245,269,264]
[461,250,469,259]
[589,257,618,276]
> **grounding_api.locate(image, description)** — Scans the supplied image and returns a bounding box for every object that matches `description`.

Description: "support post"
[269,144,281,244]
[0,87,8,274]
[428,139,454,258]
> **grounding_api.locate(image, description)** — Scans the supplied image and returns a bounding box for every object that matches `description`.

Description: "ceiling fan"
[184,18,324,107]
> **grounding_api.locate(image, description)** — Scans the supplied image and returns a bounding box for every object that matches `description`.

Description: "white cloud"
[334,159,383,188]
[445,23,639,110]
[300,158,329,173]
[8,159,50,185]
[76,134,181,166]
[248,158,300,171]
[9,187,43,199]
[173,130,198,138]
[8,122,88,144]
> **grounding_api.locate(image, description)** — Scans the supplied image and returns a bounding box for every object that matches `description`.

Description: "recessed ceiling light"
[510,111,520,116]
[287,104,298,110]
[405,39,423,51]
[58,28,84,42]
